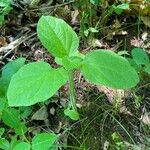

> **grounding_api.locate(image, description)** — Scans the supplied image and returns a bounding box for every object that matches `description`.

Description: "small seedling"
[112,3,129,15]
[112,132,126,149]
[130,48,150,74]
[6,16,139,121]
[0,15,140,150]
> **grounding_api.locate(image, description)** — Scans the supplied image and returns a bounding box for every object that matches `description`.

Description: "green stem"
[68,70,77,111]
[21,129,30,143]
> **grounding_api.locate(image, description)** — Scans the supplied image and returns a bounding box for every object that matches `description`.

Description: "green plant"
[0,0,12,25]
[112,2,129,15]
[129,48,150,74]
[0,58,58,150]
[0,15,141,150]
[111,132,126,150]
[71,0,131,47]
[6,16,139,122]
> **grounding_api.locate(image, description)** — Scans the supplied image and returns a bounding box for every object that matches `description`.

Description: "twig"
[0,33,36,60]
[30,0,75,11]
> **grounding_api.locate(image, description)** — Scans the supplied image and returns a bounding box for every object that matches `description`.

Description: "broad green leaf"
[112,3,129,15]
[55,57,63,66]
[127,58,142,71]
[0,128,5,137]
[13,142,30,150]
[81,50,139,89]
[132,48,149,65]
[0,78,8,96]
[9,136,18,150]
[2,108,21,128]
[0,138,9,150]
[64,108,80,121]
[0,58,25,94]
[7,61,68,106]
[2,108,26,135]
[0,97,7,112]
[19,107,32,119]
[32,133,57,150]
[145,63,150,74]
[0,97,7,120]
[14,123,27,135]
[2,58,25,81]
[37,16,79,58]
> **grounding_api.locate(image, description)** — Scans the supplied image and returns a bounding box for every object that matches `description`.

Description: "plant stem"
[68,70,77,111]
[21,129,30,143]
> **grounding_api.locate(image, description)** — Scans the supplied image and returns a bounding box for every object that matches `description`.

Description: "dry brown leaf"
[140,107,150,125]
[97,85,124,104]
[141,16,150,28]
[0,37,7,46]
[130,37,143,47]
[31,106,48,120]
[71,10,79,25]
[97,86,134,116]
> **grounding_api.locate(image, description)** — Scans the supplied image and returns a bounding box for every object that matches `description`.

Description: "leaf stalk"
[68,70,77,111]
